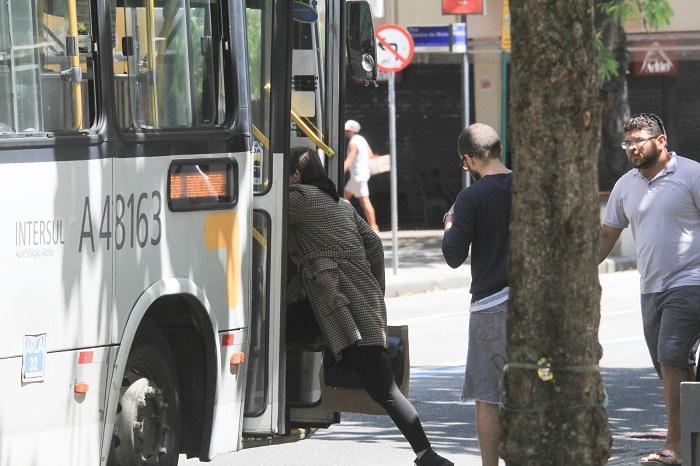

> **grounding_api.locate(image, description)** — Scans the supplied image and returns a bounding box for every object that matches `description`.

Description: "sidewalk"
[379,230,636,297]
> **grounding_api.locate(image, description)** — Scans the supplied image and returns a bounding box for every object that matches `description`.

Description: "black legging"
[342,344,431,453]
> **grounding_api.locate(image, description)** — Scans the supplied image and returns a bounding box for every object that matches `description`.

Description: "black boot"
[414,448,454,466]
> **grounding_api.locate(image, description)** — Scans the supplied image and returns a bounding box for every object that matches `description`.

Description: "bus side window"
[112,0,224,130]
[0,0,95,134]
[246,0,273,193]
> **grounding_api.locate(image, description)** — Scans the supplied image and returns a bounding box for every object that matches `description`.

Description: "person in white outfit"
[343,119,379,231]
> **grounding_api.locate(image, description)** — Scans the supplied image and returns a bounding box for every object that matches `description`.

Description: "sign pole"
[461,14,471,190]
[375,23,414,274]
[388,71,399,274]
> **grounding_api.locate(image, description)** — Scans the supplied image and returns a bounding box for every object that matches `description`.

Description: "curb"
[599,256,637,274]
[383,256,637,298]
[384,271,470,298]
[375,230,637,298]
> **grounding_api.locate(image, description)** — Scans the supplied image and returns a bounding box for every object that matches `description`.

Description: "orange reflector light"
[230,352,245,366]
[78,351,93,364]
[74,382,89,394]
[222,334,235,347]
[170,172,228,200]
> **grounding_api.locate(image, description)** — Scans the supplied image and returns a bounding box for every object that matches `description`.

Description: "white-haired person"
[343,119,379,232]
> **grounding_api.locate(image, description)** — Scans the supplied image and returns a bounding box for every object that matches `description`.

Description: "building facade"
[350,0,700,229]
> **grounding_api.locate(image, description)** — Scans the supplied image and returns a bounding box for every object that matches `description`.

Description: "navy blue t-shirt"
[442,173,512,301]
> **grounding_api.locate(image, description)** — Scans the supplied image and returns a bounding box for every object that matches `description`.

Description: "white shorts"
[344,178,370,198]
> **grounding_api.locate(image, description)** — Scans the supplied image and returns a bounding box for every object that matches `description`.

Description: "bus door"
[243,0,381,439]
[0,1,111,464]
[243,0,287,436]
[285,0,340,428]
[242,0,339,436]
[286,0,388,427]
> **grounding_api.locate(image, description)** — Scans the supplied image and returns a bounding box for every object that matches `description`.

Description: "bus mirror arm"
[345,1,378,84]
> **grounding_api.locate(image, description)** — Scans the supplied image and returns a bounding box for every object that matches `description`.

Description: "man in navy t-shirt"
[442,123,512,466]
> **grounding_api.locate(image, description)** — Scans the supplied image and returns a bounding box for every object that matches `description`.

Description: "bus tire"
[108,319,181,466]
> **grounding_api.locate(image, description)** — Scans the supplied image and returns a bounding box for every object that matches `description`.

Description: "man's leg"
[464,304,507,466]
[475,401,500,466]
[344,178,359,201]
[660,363,695,457]
[642,286,700,463]
[357,196,378,231]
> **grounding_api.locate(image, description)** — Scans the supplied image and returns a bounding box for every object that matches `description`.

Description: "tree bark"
[501,2,612,465]
[596,0,631,192]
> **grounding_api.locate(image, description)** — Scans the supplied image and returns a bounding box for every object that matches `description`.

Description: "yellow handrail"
[254,115,335,158]
[252,227,267,248]
[252,124,269,149]
[290,110,335,157]
[66,0,83,129]
[145,0,158,126]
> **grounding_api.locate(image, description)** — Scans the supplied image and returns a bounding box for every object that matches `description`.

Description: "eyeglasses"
[621,136,658,151]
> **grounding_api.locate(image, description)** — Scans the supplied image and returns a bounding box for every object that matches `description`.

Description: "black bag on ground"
[323,336,405,388]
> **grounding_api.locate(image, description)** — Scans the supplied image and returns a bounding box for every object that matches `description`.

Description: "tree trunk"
[596,0,631,192]
[501,2,612,465]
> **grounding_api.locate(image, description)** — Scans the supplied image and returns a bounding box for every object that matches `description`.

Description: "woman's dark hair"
[290,146,340,202]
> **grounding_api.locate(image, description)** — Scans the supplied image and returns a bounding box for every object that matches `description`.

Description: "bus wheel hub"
[113,378,171,465]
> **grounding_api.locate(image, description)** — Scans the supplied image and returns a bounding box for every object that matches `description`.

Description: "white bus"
[0,0,384,464]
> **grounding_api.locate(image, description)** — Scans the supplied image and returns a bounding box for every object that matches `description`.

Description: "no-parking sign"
[375,24,414,73]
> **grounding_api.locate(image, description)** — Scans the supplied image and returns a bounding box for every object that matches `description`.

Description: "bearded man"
[599,113,700,466]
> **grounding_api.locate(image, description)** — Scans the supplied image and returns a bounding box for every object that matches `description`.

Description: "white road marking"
[600,336,645,345]
[603,309,639,317]
[391,311,466,324]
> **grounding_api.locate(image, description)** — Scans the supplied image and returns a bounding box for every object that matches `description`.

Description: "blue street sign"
[406,24,467,53]
[451,23,467,52]
[407,26,450,51]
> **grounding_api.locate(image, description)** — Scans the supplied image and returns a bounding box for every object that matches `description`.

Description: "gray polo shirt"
[604,153,700,294]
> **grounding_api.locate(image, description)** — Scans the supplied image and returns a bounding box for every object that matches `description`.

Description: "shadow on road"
[312,365,666,464]
[313,365,475,456]
[603,367,666,464]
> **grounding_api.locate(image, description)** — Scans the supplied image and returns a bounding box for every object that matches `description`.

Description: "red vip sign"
[442,0,484,15]
[631,41,678,76]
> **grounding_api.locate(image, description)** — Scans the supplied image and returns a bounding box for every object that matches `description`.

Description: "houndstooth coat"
[287,184,387,358]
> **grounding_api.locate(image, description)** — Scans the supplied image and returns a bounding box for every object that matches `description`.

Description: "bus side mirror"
[346,0,377,82]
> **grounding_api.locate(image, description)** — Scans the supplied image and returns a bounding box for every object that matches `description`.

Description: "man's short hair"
[457,123,502,160]
[624,113,666,136]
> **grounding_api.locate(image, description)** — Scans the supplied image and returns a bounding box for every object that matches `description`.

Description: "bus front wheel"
[109,320,181,466]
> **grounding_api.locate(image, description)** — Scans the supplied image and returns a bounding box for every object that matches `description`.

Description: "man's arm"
[443,204,455,230]
[442,194,474,268]
[343,140,357,173]
[598,225,623,264]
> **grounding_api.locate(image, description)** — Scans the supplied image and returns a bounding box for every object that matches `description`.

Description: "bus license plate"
[22,334,47,383]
